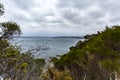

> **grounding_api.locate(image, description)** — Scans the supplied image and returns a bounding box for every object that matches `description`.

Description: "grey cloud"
[57,0,93,9]
[1,0,120,36]
[56,0,120,29]
[87,10,105,19]
[47,20,63,24]
[14,0,34,9]
[61,10,80,24]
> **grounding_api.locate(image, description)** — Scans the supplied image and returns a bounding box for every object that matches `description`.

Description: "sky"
[1,0,120,37]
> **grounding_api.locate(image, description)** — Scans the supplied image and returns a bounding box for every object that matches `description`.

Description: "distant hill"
[19,36,84,39]
[53,36,84,39]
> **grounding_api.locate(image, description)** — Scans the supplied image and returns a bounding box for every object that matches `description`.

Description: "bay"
[13,37,83,59]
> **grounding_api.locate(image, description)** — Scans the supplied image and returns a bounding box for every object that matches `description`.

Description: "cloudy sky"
[1,0,120,36]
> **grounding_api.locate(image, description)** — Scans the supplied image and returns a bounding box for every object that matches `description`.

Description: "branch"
[26,46,49,54]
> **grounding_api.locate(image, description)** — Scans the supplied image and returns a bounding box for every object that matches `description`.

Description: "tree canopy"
[0,3,4,16]
[53,26,120,80]
[0,22,21,39]
[0,3,46,80]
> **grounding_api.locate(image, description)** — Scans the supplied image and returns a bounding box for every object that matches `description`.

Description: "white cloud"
[1,0,120,36]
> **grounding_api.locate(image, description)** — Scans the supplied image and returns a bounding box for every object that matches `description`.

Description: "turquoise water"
[13,37,83,59]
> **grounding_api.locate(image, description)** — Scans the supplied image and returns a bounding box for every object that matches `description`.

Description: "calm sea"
[13,37,83,59]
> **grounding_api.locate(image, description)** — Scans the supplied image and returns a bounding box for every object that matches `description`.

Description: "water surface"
[14,37,83,59]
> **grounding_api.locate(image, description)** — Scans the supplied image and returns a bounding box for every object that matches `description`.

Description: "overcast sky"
[1,0,120,36]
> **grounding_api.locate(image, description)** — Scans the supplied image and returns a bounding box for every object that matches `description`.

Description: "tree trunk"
[83,72,87,80]
[110,71,118,80]
[110,73,112,80]
[114,71,118,80]
[0,74,5,80]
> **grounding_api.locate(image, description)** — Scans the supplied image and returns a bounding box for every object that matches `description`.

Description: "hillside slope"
[53,25,120,80]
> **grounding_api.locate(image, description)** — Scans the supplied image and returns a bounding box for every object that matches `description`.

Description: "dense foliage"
[54,26,120,80]
[0,3,45,80]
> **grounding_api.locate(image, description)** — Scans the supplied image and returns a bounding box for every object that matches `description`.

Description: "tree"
[0,3,4,16]
[0,22,21,40]
[0,3,46,80]
[54,25,120,80]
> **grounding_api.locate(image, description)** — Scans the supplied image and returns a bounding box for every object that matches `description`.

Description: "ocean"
[13,37,83,59]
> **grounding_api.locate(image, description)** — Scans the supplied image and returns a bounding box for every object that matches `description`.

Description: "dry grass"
[41,66,73,80]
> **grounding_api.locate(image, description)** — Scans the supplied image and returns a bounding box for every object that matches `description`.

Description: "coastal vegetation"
[0,3,45,80]
[53,26,120,80]
[1,2,120,80]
